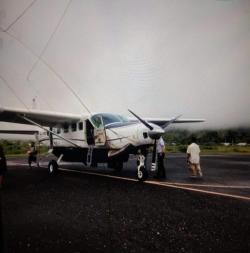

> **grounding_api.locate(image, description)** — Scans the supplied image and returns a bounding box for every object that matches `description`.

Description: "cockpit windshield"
[90,113,129,128]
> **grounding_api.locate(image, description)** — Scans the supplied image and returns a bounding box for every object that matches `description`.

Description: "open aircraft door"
[89,114,106,146]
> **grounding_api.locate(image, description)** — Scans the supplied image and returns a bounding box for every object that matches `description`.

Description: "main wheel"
[137,166,148,182]
[48,160,58,175]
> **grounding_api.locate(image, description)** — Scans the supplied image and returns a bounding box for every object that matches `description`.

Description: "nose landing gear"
[137,154,148,181]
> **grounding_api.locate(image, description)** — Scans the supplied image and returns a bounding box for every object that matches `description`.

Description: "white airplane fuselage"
[39,120,160,150]
[36,113,165,166]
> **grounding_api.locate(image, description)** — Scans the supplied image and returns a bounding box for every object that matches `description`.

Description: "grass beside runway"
[166,144,250,154]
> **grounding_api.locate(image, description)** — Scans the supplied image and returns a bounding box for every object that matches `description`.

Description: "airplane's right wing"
[129,117,205,128]
[146,118,205,128]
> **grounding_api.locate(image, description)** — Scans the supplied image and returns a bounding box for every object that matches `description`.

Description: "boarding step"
[86,145,94,166]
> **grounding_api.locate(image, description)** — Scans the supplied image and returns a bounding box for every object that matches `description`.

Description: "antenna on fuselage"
[2,0,92,116]
[25,0,92,115]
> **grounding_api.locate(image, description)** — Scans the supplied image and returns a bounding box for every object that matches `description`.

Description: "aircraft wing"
[145,118,205,127]
[0,106,84,127]
[0,130,39,135]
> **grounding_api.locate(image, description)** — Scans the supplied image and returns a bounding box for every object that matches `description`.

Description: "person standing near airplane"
[156,136,166,179]
[27,142,37,168]
[186,136,203,178]
[0,145,7,188]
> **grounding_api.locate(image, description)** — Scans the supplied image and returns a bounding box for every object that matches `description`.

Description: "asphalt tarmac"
[1,154,250,253]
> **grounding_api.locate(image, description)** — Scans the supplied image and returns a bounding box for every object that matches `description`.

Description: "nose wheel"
[137,165,148,181]
[137,155,148,181]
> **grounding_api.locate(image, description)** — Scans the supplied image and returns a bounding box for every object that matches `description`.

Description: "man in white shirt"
[186,136,203,178]
[156,137,166,179]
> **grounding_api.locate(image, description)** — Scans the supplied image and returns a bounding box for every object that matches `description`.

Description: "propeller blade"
[162,114,182,131]
[128,109,153,130]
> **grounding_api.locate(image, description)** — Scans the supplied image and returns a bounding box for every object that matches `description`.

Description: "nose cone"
[148,128,165,140]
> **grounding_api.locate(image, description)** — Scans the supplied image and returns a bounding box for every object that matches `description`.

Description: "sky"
[0,0,250,132]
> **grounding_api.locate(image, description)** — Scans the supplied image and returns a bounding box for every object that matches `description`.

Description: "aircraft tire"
[48,160,58,175]
[137,166,148,182]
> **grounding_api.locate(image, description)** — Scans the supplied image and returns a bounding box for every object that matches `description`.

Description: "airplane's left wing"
[0,106,84,127]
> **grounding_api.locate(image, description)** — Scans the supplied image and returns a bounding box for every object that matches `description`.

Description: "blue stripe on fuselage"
[105,121,138,129]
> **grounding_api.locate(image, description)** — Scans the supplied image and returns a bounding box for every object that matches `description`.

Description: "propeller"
[128,109,181,171]
[128,109,164,139]
[162,114,182,131]
[128,109,153,130]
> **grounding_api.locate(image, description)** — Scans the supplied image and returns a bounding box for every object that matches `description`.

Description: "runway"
[1,154,250,252]
[30,153,250,200]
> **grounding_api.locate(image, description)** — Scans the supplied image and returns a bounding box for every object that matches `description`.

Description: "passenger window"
[57,128,61,134]
[78,122,83,131]
[71,123,77,132]
[63,124,69,133]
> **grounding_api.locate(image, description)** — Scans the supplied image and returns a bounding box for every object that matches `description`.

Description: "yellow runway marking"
[164,182,250,189]
[146,181,250,202]
[59,168,250,202]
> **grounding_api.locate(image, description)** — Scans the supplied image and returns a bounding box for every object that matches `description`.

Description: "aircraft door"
[86,120,95,145]
[90,115,106,146]
[94,128,106,146]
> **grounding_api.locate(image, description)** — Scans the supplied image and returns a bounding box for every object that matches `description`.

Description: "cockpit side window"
[91,113,129,127]
[91,115,103,129]
[117,115,129,123]
[102,114,119,125]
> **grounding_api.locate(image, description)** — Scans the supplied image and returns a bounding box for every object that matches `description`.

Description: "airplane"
[0,106,204,181]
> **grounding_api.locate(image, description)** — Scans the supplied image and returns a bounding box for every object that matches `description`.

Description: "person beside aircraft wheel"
[27,142,38,168]
[48,160,58,175]
[137,165,148,182]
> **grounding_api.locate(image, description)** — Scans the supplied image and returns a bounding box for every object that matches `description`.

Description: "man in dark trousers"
[0,145,7,188]
[27,142,37,168]
[156,136,166,179]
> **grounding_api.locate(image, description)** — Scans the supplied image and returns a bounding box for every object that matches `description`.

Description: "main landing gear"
[48,154,63,175]
[48,160,58,175]
[137,154,148,182]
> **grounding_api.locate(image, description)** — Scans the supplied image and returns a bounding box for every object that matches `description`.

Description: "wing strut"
[20,115,81,148]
